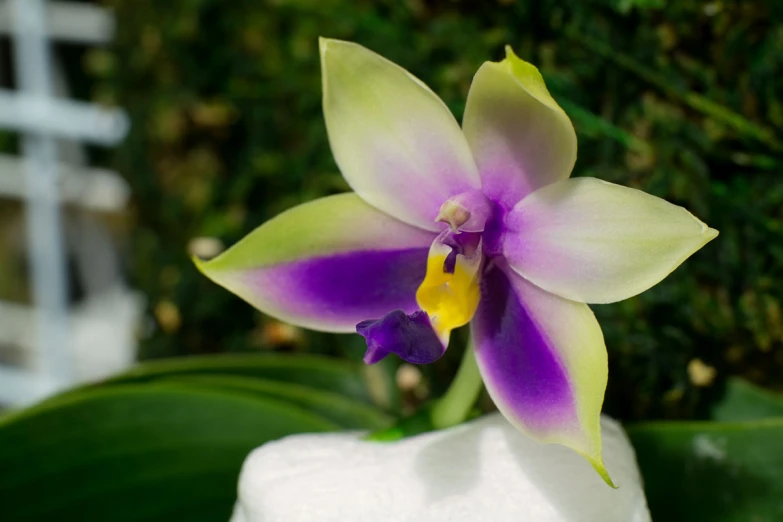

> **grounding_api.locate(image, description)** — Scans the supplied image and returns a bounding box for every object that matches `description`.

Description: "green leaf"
[159,374,392,429]
[0,384,337,522]
[94,353,375,405]
[711,378,783,422]
[627,419,783,522]
[0,354,394,521]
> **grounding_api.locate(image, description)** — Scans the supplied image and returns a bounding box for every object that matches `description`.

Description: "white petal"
[504,177,718,304]
[321,38,480,231]
[462,47,577,208]
[231,413,651,522]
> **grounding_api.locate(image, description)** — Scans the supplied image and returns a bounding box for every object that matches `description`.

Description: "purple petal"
[471,262,611,483]
[243,248,429,331]
[195,194,435,332]
[358,310,445,364]
[472,265,577,433]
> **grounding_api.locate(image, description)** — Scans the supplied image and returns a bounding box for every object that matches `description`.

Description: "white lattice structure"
[0,0,140,406]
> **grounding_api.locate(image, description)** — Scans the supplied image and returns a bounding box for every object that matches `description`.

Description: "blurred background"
[1,0,782,417]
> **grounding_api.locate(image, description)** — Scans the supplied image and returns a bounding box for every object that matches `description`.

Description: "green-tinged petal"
[471,264,613,485]
[320,38,480,231]
[195,193,435,332]
[504,177,719,304]
[463,46,577,208]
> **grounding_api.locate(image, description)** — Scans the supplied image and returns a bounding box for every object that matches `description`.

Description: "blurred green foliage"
[0,353,390,521]
[95,0,783,421]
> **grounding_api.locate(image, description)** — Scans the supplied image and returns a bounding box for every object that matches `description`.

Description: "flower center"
[356,191,494,365]
[435,190,493,233]
[415,229,482,340]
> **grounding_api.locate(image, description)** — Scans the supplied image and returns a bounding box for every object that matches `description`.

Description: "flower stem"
[430,342,483,429]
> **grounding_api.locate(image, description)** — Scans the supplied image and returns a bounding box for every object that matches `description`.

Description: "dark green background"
[89,0,782,421]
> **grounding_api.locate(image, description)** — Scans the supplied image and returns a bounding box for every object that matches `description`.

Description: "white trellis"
[0,0,139,406]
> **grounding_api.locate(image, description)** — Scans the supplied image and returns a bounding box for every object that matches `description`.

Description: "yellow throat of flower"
[415,241,482,341]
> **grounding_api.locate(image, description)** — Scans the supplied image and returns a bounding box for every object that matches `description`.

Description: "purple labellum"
[357,309,445,364]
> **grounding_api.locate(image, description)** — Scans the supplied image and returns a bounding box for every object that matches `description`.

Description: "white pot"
[230,413,651,522]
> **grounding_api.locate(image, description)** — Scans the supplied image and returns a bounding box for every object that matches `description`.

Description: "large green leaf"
[627,419,783,522]
[710,378,783,422]
[95,353,375,404]
[0,384,336,522]
[159,374,392,429]
[0,353,394,521]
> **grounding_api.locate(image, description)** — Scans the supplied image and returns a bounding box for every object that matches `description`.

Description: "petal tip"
[583,453,617,488]
[686,209,718,241]
[319,37,333,70]
[569,425,616,487]
[563,422,616,487]
[493,44,574,147]
[191,253,211,276]
[318,36,339,54]
[191,253,232,290]
[319,37,351,72]
[319,37,361,61]
[692,214,718,246]
[500,45,538,78]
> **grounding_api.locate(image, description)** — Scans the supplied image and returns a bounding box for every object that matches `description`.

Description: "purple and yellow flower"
[196,38,717,483]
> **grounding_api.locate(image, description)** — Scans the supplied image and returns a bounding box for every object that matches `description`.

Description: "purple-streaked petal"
[462,46,576,208]
[471,263,611,484]
[358,310,445,364]
[504,177,719,304]
[320,38,480,231]
[195,193,435,332]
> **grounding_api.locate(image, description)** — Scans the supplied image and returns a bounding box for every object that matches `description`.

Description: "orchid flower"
[196,38,717,484]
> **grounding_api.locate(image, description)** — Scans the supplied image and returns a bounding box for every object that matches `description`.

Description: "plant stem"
[430,342,483,429]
